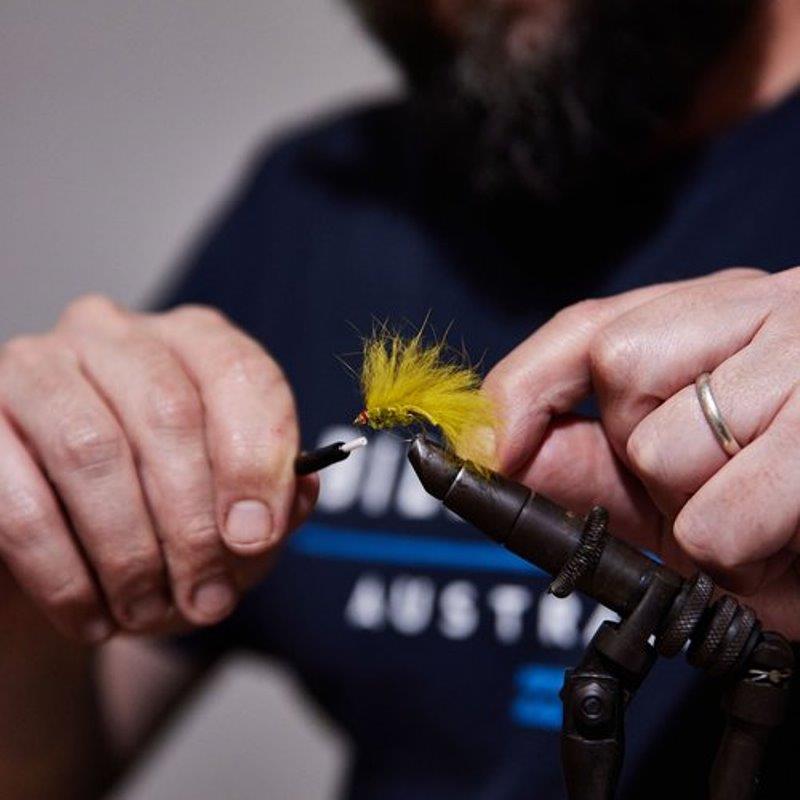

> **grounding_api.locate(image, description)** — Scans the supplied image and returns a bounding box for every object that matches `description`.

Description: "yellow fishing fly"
[354,325,497,469]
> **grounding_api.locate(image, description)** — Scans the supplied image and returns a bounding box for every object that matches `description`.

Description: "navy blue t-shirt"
[162,93,800,799]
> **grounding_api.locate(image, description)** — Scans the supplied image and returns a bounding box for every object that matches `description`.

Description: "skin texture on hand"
[0,296,318,643]
[484,267,800,638]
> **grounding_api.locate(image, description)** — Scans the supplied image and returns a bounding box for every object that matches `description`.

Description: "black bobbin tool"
[407,435,794,800]
[294,436,368,476]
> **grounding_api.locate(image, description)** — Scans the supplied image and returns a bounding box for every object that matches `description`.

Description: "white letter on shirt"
[345,573,386,630]
[537,592,582,650]
[388,575,435,635]
[487,584,532,644]
[439,581,479,640]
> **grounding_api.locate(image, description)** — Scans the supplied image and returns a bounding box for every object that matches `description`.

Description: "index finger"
[150,307,305,555]
[483,269,764,475]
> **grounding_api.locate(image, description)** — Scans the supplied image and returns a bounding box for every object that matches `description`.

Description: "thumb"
[512,415,661,553]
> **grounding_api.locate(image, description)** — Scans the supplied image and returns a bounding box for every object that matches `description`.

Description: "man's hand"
[0,296,317,642]
[485,267,800,637]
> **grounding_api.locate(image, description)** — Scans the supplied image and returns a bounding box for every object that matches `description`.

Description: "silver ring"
[695,372,741,456]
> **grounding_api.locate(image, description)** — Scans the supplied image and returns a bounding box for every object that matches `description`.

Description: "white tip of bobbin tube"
[341,436,368,453]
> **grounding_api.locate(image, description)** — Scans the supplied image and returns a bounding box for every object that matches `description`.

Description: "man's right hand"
[0,296,318,643]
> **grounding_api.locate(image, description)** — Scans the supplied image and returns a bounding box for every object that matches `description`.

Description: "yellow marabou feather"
[356,327,496,469]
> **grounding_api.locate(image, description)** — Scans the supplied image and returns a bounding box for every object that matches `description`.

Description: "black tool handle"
[294,442,349,475]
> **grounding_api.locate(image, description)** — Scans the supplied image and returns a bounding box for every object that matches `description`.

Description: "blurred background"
[1,2,398,797]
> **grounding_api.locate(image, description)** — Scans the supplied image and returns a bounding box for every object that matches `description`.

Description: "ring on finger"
[694,372,742,457]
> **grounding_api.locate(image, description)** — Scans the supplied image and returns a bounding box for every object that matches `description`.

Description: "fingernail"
[125,593,169,628]
[226,500,273,549]
[192,578,236,619]
[84,617,114,644]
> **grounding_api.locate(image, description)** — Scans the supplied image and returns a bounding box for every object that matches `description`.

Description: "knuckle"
[171,303,229,328]
[168,513,225,579]
[181,511,220,548]
[547,299,608,345]
[216,347,284,392]
[101,545,163,590]
[144,384,203,434]
[0,489,53,551]
[2,335,38,362]
[772,270,800,309]
[1,335,52,372]
[776,264,800,290]
[589,326,637,389]
[46,573,97,615]
[0,336,78,390]
[711,266,767,281]
[56,418,125,477]
[554,298,605,327]
[60,294,120,326]
[626,420,664,483]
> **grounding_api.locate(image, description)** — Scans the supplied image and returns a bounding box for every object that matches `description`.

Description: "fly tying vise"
[297,319,795,797]
[407,436,795,800]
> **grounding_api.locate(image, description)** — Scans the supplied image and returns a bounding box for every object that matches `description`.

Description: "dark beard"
[348,0,758,204]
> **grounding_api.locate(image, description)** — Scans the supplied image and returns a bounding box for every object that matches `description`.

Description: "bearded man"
[3,2,800,798]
